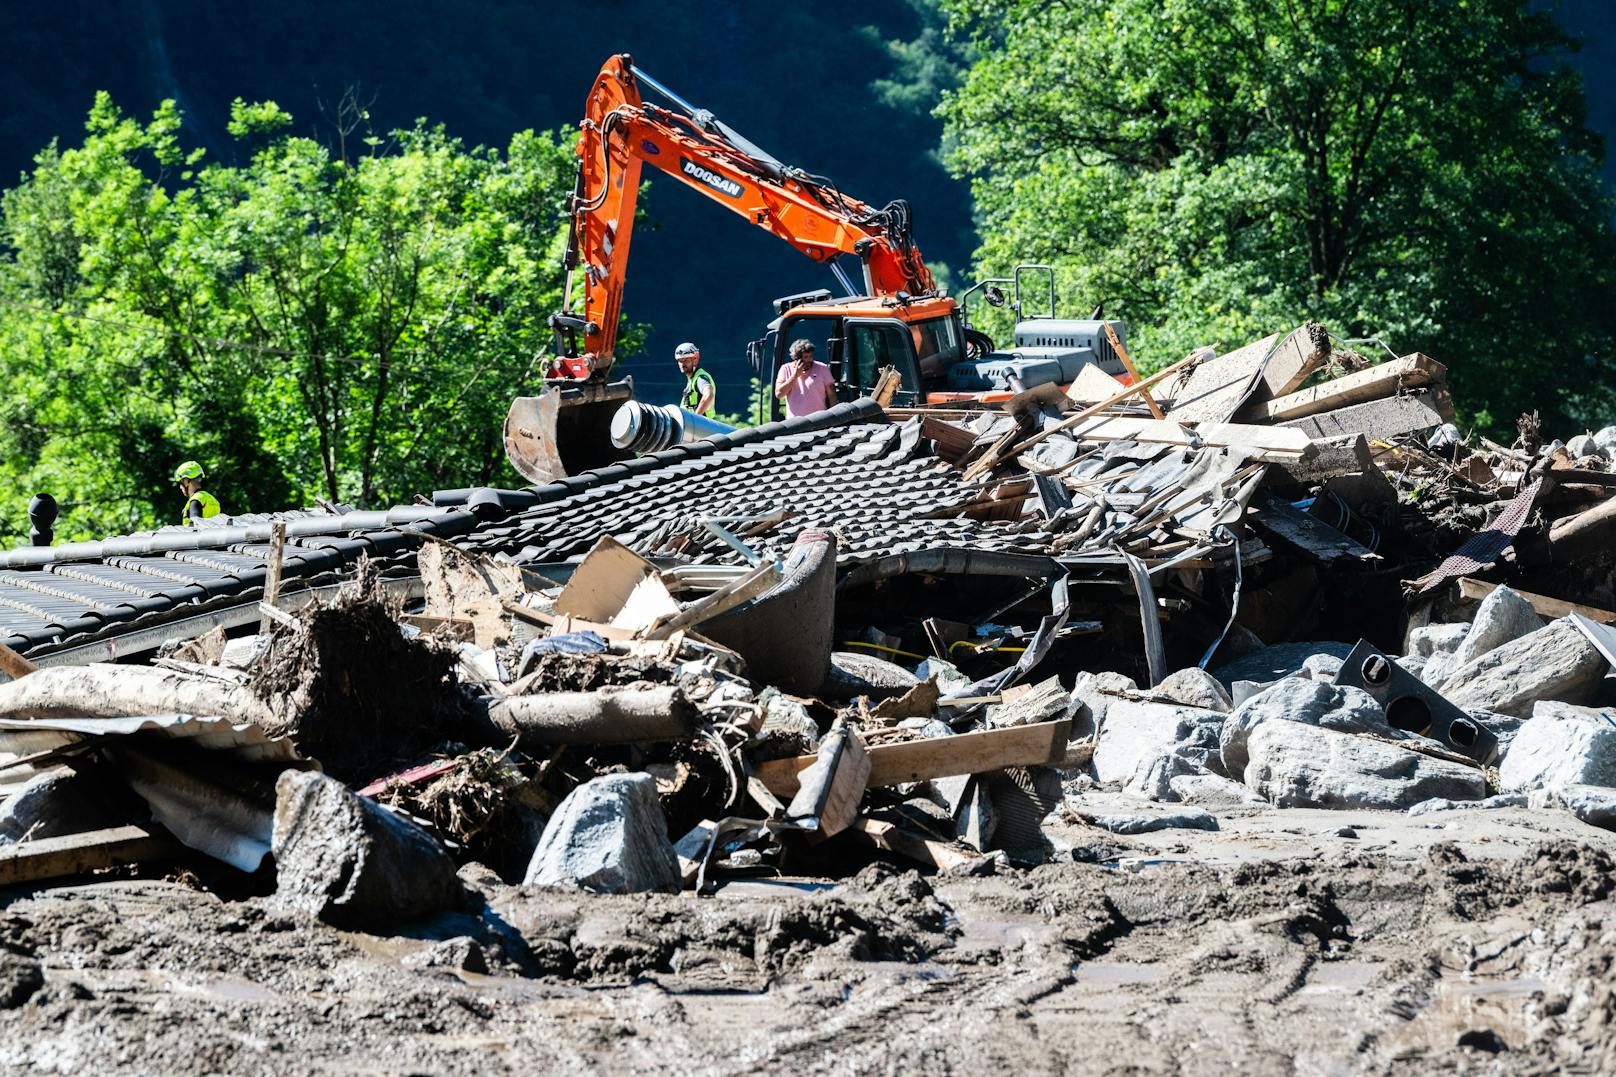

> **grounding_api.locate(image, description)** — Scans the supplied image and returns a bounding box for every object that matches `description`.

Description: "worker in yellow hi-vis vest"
[173,460,222,526]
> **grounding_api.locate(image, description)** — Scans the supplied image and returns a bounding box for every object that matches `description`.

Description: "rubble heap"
[1,320,1614,938]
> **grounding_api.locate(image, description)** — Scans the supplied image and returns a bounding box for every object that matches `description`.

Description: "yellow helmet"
[172,460,206,482]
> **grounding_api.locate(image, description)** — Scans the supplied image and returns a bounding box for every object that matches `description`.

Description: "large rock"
[1169,773,1265,807]
[1071,671,1138,740]
[1244,722,1486,809]
[1430,586,1543,688]
[1092,700,1222,784]
[271,770,465,928]
[1443,618,1608,717]
[1219,677,1390,778]
[524,773,681,894]
[1153,667,1233,712]
[1408,622,1470,659]
[1531,784,1616,830]
[1498,702,1616,792]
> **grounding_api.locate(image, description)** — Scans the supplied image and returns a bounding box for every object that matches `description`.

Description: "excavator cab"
[756,292,968,421]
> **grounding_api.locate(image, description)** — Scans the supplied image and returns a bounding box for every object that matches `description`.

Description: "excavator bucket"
[503,380,636,484]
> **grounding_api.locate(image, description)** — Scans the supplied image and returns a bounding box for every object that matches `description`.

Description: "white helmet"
[675,342,700,359]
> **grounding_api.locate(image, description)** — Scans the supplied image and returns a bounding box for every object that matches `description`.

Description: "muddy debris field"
[4,324,1616,1073]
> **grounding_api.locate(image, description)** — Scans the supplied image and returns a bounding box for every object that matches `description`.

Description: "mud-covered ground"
[4,802,1616,1075]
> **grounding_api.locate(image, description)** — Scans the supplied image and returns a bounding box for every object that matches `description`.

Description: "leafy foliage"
[0,96,580,539]
[931,0,1616,432]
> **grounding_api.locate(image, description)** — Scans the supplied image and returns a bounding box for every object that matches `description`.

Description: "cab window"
[910,315,961,380]
[845,320,921,405]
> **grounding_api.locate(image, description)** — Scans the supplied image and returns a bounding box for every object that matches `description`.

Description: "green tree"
[0,95,584,540]
[928,0,1616,432]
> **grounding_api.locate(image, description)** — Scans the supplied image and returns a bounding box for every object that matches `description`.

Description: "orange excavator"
[504,54,1130,482]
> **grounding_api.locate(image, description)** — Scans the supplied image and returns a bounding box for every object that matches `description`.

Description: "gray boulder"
[1408,622,1470,659]
[1092,700,1222,785]
[1299,653,1344,682]
[1071,671,1139,740]
[1498,702,1616,792]
[524,773,681,894]
[1567,434,1605,461]
[1443,618,1608,717]
[271,770,465,928]
[1593,425,1616,456]
[1152,667,1233,712]
[1435,586,1544,686]
[1169,773,1266,807]
[1407,793,1529,816]
[1530,784,1616,830]
[1219,677,1390,777]
[1244,722,1486,809]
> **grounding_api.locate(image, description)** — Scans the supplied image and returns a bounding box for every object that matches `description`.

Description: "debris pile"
[1,320,1614,944]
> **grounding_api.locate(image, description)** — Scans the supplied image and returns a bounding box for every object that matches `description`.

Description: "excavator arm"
[548,53,936,381]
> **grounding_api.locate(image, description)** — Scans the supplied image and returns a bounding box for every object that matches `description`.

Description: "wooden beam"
[1260,325,1328,399]
[1458,578,1616,625]
[755,717,1072,798]
[1049,414,1313,460]
[965,352,1206,479]
[257,522,288,635]
[1249,495,1379,563]
[0,643,38,681]
[845,816,981,872]
[1244,353,1445,423]
[1280,389,1453,441]
[0,824,181,886]
[1271,433,1376,487]
[1102,322,1164,419]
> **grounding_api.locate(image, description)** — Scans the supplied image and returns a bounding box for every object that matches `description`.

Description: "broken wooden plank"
[964,353,1205,480]
[1243,353,1445,423]
[1271,433,1377,487]
[1102,321,1164,419]
[920,415,979,465]
[1249,494,1379,564]
[784,719,870,838]
[1162,333,1281,424]
[554,535,679,630]
[1259,324,1329,399]
[0,643,38,681]
[846,816,981,872]
[257,522,288,635]
[1054,414,1312,460]
[1280,389,1453,441]
[1458,578,1616,625]
[0,824,181,886]
[757,717,1072,798]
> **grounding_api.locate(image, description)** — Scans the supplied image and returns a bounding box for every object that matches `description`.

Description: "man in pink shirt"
[774,339,836,417]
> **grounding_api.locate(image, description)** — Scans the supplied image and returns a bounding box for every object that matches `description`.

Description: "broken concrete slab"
[1220,677,1391,777]
[524,772,681,894]
[1244,721,1486,809]
[1497,702,1616,792]
[1442,617,1608,718]
[271,770,466,928]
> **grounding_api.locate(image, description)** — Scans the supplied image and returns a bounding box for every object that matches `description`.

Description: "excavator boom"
[548,53,936,381]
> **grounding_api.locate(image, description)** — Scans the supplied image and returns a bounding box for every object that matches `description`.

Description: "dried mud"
[3,814,1616,1075]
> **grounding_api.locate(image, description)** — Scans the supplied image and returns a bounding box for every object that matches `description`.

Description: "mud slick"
[3,325,1616,1071]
